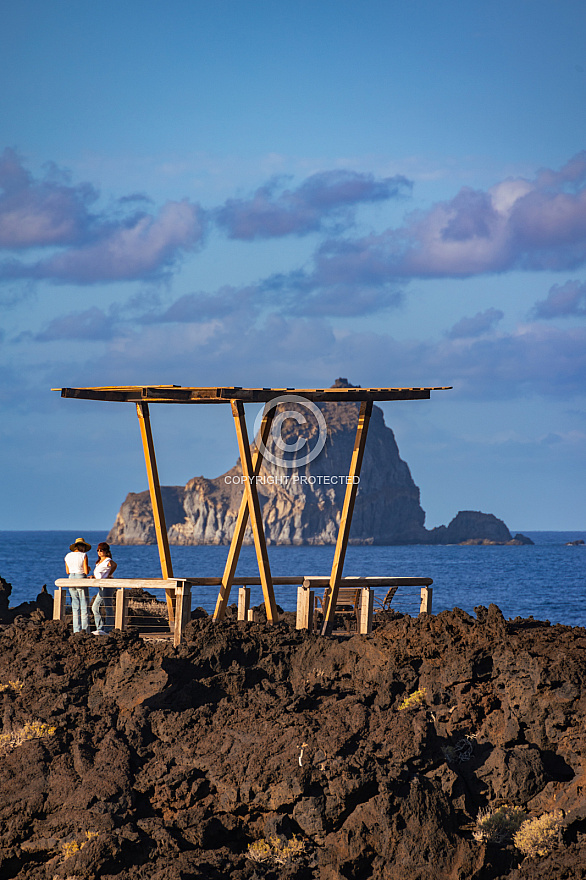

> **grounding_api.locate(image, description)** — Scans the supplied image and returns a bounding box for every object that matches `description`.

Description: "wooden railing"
[54,575,433,644]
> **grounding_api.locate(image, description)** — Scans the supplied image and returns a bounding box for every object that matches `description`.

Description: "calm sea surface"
[1,530,585,627]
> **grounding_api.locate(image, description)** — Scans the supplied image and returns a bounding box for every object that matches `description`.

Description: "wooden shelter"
[54,384,450,636]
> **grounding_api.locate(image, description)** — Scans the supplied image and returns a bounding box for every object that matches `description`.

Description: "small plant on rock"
[247,834,307,865]
[59,831,99,862]
[0,679,24,692]
[442,737,474,765]
[513,810,564,858]
[60,840,81,860]
[398,687,427,711]
[473,804,526,844]
[0,720,56,754]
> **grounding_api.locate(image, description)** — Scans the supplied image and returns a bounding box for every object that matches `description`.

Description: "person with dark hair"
[64,538,91,633]
[90,542,117,635]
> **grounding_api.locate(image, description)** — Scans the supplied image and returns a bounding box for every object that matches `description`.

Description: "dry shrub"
[513,810,564,858]
[398,687,427,710]
[0,679,24,692]
[0,720,56,754]
[247,834,306,865]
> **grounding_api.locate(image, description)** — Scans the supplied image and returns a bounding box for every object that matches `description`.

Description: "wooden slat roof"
[53,384,452,403]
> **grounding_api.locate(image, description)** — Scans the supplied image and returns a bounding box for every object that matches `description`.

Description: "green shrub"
[473,804,526,844]
[513,810,564,858]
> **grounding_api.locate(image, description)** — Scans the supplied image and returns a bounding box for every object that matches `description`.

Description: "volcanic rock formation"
[107,380,530,546]
[0,607,584,878]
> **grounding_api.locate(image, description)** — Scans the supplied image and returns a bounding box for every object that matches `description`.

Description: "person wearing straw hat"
[64,538,91,633]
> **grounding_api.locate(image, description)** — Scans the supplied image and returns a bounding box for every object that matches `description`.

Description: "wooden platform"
[53,382,449,636]
[55,385,451,404]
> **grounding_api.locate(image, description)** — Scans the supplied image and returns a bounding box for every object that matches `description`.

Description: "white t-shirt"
[94,558,114,579]
[65,550,87,574]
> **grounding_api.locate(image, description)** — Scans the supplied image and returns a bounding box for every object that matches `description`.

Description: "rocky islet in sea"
[107,379,532,548]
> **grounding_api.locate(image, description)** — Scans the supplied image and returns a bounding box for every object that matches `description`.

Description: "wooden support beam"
[213,403,276,621]
[136,402,175,626]
[229,400,278,624]
[321,400,373,636]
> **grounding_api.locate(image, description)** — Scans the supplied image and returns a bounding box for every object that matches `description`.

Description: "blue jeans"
[68,575,88,633]
[92,586,115,632]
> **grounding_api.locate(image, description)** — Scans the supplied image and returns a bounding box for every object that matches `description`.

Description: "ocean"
[1,530,585,627]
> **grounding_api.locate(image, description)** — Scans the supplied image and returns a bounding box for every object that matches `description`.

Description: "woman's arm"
[65,561,70,574]
[83,555,90,575]
[107,560,117,577]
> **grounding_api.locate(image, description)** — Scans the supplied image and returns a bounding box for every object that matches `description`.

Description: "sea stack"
[108,379,531,546]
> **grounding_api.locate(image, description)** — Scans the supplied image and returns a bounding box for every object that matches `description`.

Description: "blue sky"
[0,0,585,531]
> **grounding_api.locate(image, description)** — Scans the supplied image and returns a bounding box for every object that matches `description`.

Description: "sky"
[0,0,585,532]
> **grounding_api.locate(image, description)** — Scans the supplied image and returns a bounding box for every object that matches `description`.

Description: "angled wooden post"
[136,402,175,626]
[229,400,278,623]
[321,400,373,636]
[213,404,275,620]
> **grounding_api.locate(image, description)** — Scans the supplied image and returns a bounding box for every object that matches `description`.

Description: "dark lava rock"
[1,605,585,879]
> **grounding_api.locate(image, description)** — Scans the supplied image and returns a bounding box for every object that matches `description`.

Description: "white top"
[65,550,87,574]
[94,558,114,579]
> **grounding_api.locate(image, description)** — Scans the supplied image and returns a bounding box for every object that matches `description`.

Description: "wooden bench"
[373,585,399,612]
[302,576,434,633]
[315,587,362,632]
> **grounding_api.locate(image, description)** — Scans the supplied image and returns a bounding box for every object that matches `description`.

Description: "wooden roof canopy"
[55,384,451,403]
[54,383,451,636]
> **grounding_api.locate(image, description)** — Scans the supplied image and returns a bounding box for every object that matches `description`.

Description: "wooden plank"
[114,588,128,630]
[218,575,305,587]
[321,400,373,637]
[55,385,452,404]
[173,581,191,647]
[53,587,66,621]
[296,586,314,631]
[303,576,433,588]
[420,586,433,615]
[237,587,251,621]
[213,404,276,620]
[55,578,181,589]
[359,588,374,634]
[136,402,175,627]
[230,400,278,624]
[55,575,310,590]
